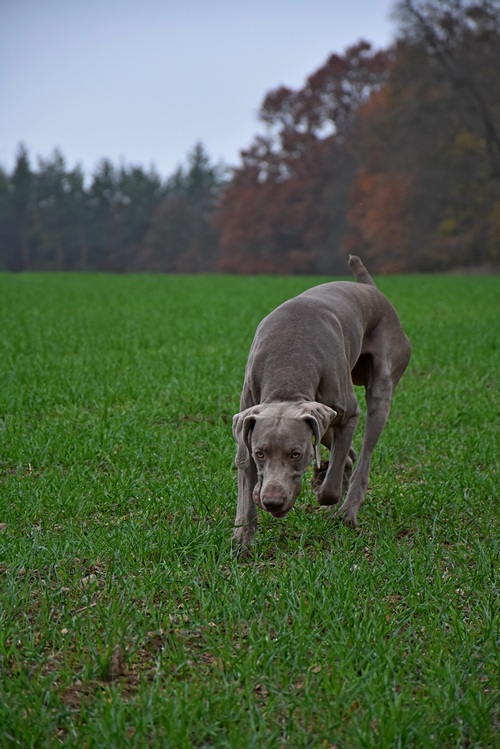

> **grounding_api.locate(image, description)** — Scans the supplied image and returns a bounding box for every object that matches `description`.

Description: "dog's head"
[232,401,336,517]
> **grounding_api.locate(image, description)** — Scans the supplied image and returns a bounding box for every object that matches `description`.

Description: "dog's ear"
[232,406,261,469]
[300,402,337,468]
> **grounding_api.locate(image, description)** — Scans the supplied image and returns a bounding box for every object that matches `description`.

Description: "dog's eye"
[254,450,265,461]
[290,451,302,460]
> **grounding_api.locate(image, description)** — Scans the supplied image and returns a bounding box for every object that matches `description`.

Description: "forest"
[1,0,499,274]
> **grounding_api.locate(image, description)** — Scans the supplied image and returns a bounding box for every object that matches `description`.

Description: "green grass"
[0,272,498,748]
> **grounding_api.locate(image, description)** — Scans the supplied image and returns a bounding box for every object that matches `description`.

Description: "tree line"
[1,0,499,274]
[0,143,224,273]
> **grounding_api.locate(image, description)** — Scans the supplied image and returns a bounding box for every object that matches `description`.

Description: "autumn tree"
[395,0,500,175]
[3,5,499,275]
[346,0,500,270]
[215,42,392,274]
[216,1,500,274]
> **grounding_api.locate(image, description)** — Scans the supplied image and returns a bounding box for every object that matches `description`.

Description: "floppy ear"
[300,402,337,468]
[232,406,261,469]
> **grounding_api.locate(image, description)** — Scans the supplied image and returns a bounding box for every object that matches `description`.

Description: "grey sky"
[0,0,396,178]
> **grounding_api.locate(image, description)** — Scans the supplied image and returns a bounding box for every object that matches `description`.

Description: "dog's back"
[242,254,409,406]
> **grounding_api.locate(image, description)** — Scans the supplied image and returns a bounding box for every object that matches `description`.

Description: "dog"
[232,255,411,547]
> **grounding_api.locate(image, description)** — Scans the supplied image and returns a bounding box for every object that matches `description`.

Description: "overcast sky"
[1,0,397,179]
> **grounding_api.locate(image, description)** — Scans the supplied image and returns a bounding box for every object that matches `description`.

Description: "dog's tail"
[348,255,376,287]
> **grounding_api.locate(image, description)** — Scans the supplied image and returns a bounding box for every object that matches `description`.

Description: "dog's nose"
[262,496,285,512]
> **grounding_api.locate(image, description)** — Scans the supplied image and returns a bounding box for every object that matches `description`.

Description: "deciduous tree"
[215,42,391,274]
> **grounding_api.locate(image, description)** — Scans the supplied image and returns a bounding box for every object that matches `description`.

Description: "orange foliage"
[344,169,414,273]
[214,42,391,274]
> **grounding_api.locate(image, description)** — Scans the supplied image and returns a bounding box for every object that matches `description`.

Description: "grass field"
[0,271,498,748]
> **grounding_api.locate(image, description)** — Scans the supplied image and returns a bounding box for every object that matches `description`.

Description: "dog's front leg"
[232,461,258,548]
[314,412,359,507]
[338,376,393,527]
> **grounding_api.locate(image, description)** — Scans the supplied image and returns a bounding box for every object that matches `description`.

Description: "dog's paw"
[337,503,359,529]
[312,461,345,505]
[315,485,341,506]
[231,542,254,560]
[311,460,329,492]
[231,538,254,560]
[232,526,256,555]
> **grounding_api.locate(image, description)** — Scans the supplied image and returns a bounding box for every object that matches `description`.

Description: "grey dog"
[232,255,411,547]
